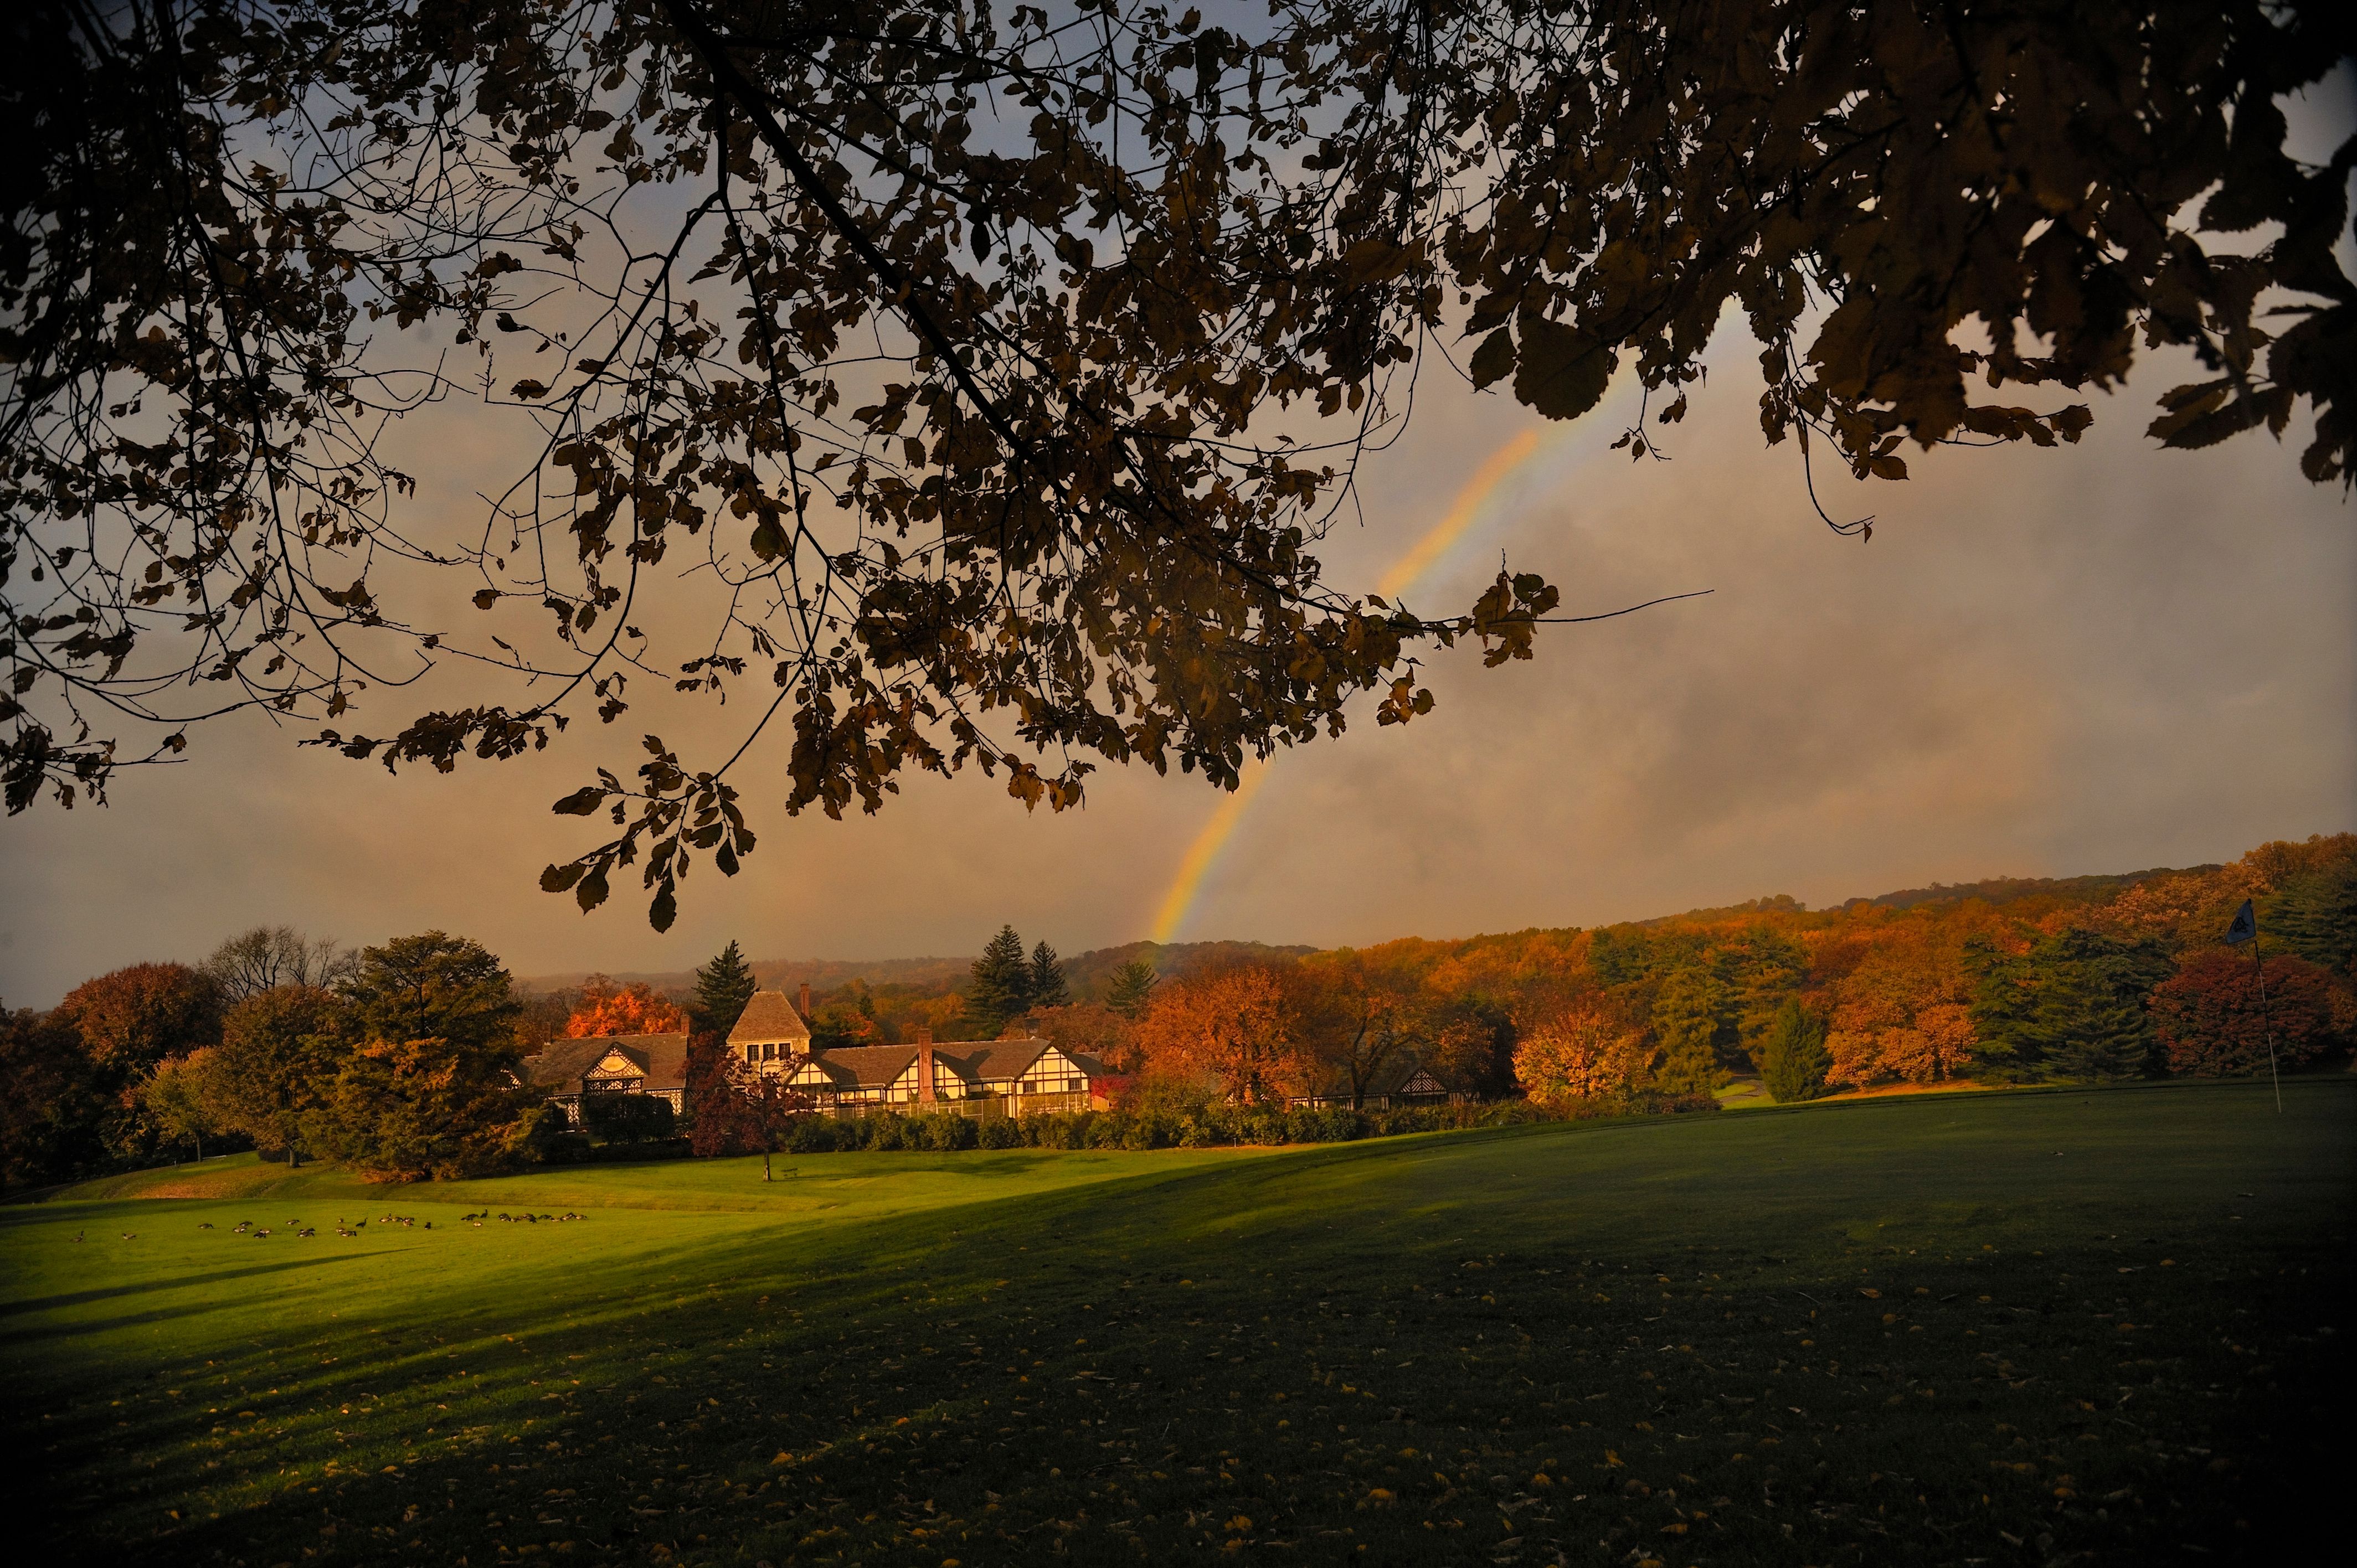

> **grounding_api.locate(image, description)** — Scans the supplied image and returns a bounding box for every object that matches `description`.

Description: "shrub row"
[767,1092,1717,1156]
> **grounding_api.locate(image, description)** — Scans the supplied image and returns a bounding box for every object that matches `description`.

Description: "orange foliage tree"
[564,976,688,1039]
[1823,915,1980,1088]
[1134,963,1314,1104]
[1511,1001,1654,1105]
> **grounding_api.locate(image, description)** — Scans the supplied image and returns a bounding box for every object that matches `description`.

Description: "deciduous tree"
[1134,963,1313,1105]
[54,963,221,1077]
[1511,1000,1653,1105]
[201,927,358,1003]
[2152,950,2339,1078]
[565,974,690,1037]
[208,984,348,1164]
[12,2,2344,930]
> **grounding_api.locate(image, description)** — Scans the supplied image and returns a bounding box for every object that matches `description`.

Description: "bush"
[978,1116,1022,1149]
[786,1116,841,1154]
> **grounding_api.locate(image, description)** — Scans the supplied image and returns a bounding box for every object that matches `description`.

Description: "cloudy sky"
[4,324,2353,1006]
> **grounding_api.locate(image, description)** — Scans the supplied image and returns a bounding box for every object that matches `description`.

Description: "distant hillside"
[1845,865,2221,913]
[517,938,1314,1002]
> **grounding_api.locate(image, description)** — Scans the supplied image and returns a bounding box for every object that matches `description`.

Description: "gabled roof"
[795,1044,919,1090]
[521,1032,692,1094]
[1310,1055,1449,1098]
[728,989,812,1046]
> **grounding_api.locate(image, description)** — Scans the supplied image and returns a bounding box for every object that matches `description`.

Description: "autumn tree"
[1021,1000,1138,1075]
[141,1049,224,1162]
[2151,950,2340,1078]
[1511,1000,1653,1105]
[1823,916,1980,1087]
[1134,963,1314,1105]
[690,940,760,1035]
[565,974,690,1037]
[11,3,2345,928]
[687,1031,805,1157]
[51,962,224,1164]
[54,963,221,1077]
[1296,952,1426,1107]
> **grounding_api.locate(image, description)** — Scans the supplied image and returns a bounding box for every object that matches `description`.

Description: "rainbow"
[1146,426,1554,944]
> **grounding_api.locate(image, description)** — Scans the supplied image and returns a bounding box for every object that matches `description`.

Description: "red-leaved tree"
[685,1034,805,1158]
[2152,950,2339,1077]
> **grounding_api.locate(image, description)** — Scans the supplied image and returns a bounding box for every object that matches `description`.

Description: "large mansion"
[519,986,1116,1125]
[730,986,1112,1116]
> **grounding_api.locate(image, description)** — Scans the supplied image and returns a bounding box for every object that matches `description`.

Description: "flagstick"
[2253,935,2281,1114]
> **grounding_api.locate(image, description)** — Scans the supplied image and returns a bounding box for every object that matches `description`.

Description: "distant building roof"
[728,989,812,1047]
[521,1032,691,1095]
[797,1044,920,1090]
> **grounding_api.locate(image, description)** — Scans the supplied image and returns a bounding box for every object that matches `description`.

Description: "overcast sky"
[3,319,2351,1006]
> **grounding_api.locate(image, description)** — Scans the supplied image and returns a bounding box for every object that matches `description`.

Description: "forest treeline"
[2,834,2349,1190]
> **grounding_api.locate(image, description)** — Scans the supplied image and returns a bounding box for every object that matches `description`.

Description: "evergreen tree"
[2266,857,2357,972]
[1759,997,1833,1103]
[1105,958,1160,1019]
[1649,966,1725,1096]
[691,940,759,1035]
[1028,941,1071,1010]
[1969,927,2171,1082]
[967,926,1033,1036]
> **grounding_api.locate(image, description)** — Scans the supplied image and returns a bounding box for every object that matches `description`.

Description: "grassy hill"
[8,1081,2345,1566]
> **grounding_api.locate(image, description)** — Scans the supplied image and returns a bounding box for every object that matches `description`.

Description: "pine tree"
[1759,997,1832,1103]
[1649,966,1726,1096]
[967,926,1033,1036]
[691,940,758,1036]
[1105,958,1160,1019]
[1028,941,1071,1010]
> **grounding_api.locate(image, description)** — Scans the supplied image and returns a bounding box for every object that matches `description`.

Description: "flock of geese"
[75,1210,588,1241]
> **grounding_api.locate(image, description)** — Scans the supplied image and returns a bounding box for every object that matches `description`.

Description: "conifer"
[967,926,1033,1035]
[1028,941,1071,1010]
[1105,958,1160,1019]
[1760,997,1832,1103]
[691,940,758,1036]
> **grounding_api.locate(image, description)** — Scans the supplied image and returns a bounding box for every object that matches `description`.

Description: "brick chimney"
[917,1041,937,1103]
[914,1024,933,1045]
[799,981,812,1019]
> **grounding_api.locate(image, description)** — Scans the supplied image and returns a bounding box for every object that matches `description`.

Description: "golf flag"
[2225,899,2257,945]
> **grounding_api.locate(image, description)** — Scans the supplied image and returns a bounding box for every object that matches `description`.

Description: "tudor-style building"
[729,984,815,1072]
[519,1032,691,1125]
[1285,1055,1458,1111]
[724,988,1111,1117]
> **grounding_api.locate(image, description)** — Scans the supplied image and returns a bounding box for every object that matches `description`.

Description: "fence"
[817,1090,1093,1122]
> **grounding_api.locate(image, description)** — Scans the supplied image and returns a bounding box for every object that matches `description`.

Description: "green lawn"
[8,1080,2349,1566]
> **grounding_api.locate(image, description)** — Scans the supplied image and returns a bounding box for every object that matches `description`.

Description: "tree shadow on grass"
[0,1253,375,1322]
